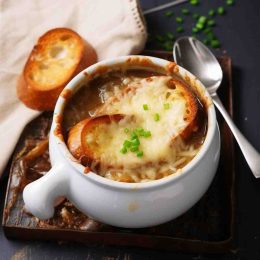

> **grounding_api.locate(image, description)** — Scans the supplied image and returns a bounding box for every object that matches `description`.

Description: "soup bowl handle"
[23,163,69,219]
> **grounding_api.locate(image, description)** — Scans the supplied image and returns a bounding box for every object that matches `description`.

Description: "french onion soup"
[63,69,207,183]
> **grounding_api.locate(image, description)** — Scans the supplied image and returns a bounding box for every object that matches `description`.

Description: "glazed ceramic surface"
[23,56,220,228]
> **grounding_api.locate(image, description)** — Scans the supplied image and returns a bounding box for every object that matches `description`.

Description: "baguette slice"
[17,28,97,110]
[67,115,124,162]
[96,76,199,141]
[166,78,199,140]
[67,118,91,159]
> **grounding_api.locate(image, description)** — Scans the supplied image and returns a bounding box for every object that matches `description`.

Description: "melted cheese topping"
[85,76,196,176]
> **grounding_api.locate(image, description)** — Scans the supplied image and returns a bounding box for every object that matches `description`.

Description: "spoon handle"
[212,94,260,178]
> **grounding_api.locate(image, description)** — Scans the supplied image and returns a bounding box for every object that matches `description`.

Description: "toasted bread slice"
[17,28,97,110]
[67,77,201,172]
[67,118,91,159]
[96,76,199,141]
[67,115,124,161]
[166,77,199,140]
[81,115,124,163]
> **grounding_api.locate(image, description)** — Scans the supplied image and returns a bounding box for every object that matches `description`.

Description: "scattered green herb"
[226,0,234,6]
[131,138,140,146]
[207,19,216,27]
[143,104,149,110]
[208,9,215,17]
[192,27,199,33]
[130,146,139,152]
[165,11,173,17]
[120,147,127,154]
[217,6,225,15]
[131,132,138,140]
[182,8,190,15]
[164,103,170,110]
[190,0,199,6]
[124,128,129,134]
[198,16,207,24]
[123,140,132,148]
[121,128,151,157]
[176,17,183,23]
[196,23,204,30]
[142,131,151,138]
[154,113,160,122]
[136,151,144,158]
[150,0,234,51]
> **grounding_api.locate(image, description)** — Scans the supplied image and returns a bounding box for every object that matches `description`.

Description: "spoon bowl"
[173,37,222,94]
[173,36,260,178]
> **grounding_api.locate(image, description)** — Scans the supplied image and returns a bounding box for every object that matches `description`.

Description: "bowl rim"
[52,55,217,190]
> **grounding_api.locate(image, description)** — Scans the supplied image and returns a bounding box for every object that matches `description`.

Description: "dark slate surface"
[1,0,260,259]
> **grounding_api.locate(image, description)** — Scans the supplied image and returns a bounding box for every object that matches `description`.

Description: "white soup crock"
[23,55,220,228]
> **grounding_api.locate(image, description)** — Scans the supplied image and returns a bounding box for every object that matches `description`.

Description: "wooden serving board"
[2,51,235,253]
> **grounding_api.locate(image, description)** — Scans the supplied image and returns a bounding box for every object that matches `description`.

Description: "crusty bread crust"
[81,115,124,162]
[167,78,199,140]
[67,115,124,161]
[67,118,91,159]
[17,28,97,111]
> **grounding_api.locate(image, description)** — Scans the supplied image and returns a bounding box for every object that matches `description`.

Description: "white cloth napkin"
[0,0,147,177]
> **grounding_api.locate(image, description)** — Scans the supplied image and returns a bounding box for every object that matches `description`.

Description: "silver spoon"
[173,36,260,178]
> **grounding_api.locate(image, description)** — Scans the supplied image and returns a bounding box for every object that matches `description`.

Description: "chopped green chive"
[211,39,221,48]
[165,11,173,17]
[196,23,204,30]
[131,132,138,140]
[198,16,207,24]
[207,19,216,27]
[217,6,225,15]
[164,103,170,110]
[130,146,139,152]
[192,27,199,34]
[176,26,184,33]
[120,147,127,154]
[154,113,160,122]
[142,131,151,138]
[166,32,175,40]
[121,128,152,156]
[175,17,183,23]
[226,0,234,6]
[136,151,143,158]
[131,138,140,146]
[208,9,215,17]
[143,104,149,110]
[123,140,132,148]
[181,8,189,15]
[192,13,199,20]
[135,127,143,134]
[194,16,207,31]
[190,0,199,6]
[124,128,129,134]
